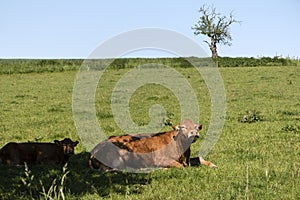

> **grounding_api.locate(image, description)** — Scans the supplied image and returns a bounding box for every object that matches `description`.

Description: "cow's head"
[173,119,202,141]
[54,138,79,155]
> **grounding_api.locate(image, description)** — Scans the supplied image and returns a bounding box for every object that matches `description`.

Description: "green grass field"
[0,64,299,199]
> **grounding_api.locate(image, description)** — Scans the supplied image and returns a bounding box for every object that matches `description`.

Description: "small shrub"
[103,125,115,132]
[164,112,175,126]
[238,110,263,123]
[282,123,300,134]
[96,112,114,119]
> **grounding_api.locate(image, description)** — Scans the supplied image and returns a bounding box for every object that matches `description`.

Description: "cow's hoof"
[209,163,218,169]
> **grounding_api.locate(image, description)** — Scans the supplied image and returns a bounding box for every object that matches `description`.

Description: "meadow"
[0,60,299,199]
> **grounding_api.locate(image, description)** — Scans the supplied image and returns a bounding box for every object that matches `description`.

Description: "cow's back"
[0,142,38,165]
[108,131,178,153]
[31,143,65,164]
[0,142,64,165]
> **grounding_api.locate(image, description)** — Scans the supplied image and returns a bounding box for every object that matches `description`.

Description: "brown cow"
[89,119,216,171]
[0,138,79,166]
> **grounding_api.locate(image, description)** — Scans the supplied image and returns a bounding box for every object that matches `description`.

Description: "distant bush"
[214,56,298,67]
[0,57,298,74]
[0,59,82,74]
[78,56,299,70]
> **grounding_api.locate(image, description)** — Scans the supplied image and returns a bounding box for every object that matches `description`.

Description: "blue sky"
[1,0,299,58]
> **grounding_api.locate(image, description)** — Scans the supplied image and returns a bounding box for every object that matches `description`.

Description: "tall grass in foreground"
[21,163,69,200]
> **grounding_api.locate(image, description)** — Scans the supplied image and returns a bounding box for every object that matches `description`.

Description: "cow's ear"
[197,124,203,130]
[73,141,79,146]
[54,140,60,145]
[172,125,180,131]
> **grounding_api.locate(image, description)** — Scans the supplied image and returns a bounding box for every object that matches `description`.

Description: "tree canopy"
[192,5,240,58]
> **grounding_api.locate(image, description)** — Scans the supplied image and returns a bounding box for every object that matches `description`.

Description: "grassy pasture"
[0,64,299,199]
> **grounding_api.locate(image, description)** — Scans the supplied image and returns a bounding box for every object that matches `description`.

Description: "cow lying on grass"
[0,138,79,166]
[89,119,216,171]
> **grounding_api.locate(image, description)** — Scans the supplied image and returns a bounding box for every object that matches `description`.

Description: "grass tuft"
[282,123,300,134]
[238,109,264,123]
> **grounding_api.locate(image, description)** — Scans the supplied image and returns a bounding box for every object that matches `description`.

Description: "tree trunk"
[210,37,218,58]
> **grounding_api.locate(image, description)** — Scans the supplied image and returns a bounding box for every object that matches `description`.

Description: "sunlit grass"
[0,65,299,199]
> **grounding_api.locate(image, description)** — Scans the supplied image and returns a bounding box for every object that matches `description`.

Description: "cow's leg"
[178,154,188,167]
[89,154,113,171]
[183,148,191,166]
[168,160,185,168]
[88,154,100,169]
[199,157,217,168]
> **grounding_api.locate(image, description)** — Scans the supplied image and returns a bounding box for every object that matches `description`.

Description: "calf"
[89,119,215,171]
[0,138,79,166]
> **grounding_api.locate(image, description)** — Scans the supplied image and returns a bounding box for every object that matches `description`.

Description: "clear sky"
[1,0,299,58]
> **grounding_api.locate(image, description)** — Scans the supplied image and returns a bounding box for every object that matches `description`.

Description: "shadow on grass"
[0,152,152,199]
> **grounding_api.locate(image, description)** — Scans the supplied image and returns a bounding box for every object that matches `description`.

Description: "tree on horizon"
[192,4,240,58]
